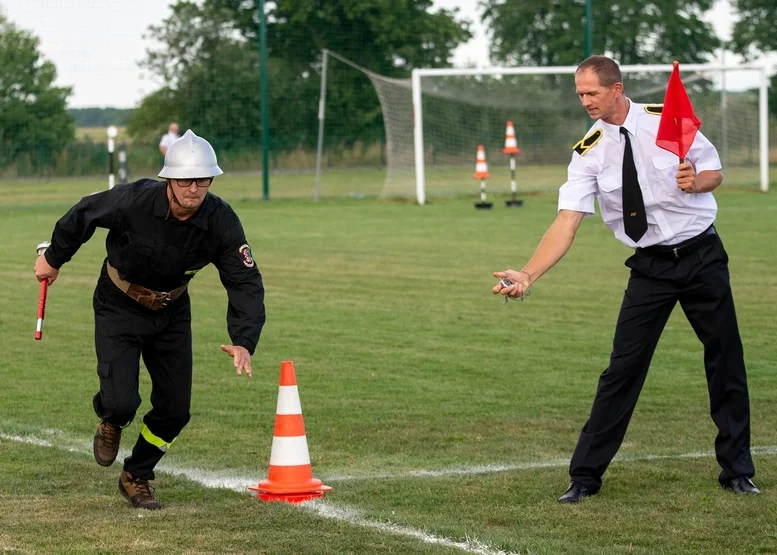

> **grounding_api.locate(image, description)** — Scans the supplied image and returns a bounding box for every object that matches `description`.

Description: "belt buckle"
[672,247,680,258]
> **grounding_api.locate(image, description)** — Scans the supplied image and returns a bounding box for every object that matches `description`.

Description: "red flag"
[655,61,701,160]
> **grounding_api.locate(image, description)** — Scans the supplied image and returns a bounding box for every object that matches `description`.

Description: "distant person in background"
[159,122,180,157]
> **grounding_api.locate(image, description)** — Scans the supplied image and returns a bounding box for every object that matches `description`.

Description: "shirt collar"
[600,97,637,142]
[189,194,210,230]
[153,180,210,230]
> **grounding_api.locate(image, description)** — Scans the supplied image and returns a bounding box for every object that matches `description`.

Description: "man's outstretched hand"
[220,344,252,378]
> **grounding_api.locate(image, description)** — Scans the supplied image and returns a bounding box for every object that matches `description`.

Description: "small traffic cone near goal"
[473,145,493,210]
[249,361,331,503]
[503,121,523,207]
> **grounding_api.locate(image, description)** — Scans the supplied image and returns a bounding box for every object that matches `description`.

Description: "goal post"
[411,62,771,205]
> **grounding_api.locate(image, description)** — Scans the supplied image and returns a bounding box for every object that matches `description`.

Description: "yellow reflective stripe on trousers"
[140,423,175,452]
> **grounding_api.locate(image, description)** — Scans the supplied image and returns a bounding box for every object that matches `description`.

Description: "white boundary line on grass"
[10,428,777,484]
[325,445,777,481]
[0,430,519,555]
[304,501,519,555]
[4,430,777,555]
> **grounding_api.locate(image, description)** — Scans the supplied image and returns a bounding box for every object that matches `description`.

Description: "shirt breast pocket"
[651,155,679,193]
[596,173,623,214]
[117,231,155,280]
[598,174,622,193]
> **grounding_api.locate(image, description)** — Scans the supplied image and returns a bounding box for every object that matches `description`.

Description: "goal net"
[315,55,770,204]
[409,64,770,204]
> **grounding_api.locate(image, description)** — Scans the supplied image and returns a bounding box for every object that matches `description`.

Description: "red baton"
[35,279,48,340]
[35,241,51,340]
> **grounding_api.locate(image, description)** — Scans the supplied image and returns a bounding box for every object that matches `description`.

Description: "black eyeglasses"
[173,178,213,188]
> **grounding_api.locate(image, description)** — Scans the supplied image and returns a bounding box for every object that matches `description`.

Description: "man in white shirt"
[159,122,180,157]
[493,56,757,503]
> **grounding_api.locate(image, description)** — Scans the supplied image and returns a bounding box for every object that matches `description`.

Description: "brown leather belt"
[106,261,187,310]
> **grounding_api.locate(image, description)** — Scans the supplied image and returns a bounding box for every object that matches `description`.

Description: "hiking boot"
[93,420,122,467]
[119,471,162,510]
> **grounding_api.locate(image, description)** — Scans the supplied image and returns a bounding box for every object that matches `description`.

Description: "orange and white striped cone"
[473,144,491,179]
[502,121,520,155]
[249,361,331,503]
[473,145,493,209]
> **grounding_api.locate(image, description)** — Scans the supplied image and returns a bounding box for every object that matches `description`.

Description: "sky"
[0,0,769,109]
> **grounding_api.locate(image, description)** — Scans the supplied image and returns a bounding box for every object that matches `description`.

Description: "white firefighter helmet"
[158,129,224,179]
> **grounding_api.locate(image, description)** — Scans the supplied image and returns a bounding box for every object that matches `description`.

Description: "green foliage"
[125,87,179,142]
[214,0,472,74]
[178,42,268,151]
[68,108,134,127]
[3,138,158,179]
[481,0,720,66]
[729,0,777,118]
[730,0,777,56]
[0,13,74,170]
[131,39,320,152]
[129,0,472,156]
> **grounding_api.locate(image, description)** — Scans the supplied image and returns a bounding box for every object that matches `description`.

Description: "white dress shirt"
[159,131,180,150]
[558,99,721,247]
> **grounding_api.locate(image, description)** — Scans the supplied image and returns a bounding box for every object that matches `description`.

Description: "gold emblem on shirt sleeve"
[572,129,603,156]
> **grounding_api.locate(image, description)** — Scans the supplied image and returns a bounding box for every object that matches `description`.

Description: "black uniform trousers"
[92,268,192,481]
[569,228,754,492]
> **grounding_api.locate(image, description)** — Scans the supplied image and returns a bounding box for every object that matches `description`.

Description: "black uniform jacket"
[44,179,265,354]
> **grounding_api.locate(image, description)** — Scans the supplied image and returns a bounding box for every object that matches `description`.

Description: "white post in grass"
[411,68,425,205]
[720,50,728,180]
[759,62,769,193]
[117,143,128,185]
[314,49,329,203]
[107,125,118,190]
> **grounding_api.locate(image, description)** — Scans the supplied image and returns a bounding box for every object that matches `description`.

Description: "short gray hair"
[576,56,622,87]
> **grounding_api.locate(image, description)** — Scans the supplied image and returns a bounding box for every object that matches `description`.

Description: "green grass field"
[1,173,776,554]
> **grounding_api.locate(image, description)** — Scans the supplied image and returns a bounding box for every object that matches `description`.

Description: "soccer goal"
[314,53,771,204]
[410,63,771,205]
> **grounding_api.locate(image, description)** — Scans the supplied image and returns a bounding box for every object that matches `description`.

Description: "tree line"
[1,0,776,176]
[68,108,134,128]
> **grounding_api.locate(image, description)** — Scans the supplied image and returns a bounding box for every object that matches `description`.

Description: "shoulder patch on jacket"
[573,129,603,156]
[644,104,663,115]
[238,244,255,268]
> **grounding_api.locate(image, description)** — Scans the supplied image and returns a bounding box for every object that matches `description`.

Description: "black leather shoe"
[722,476,760,495]
[557,481,595,504]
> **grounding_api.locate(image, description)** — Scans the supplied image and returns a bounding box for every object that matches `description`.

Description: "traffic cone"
[473,145,493,209]
[249,361,331,503]
[473,144,491,179]
[503,121,521,155]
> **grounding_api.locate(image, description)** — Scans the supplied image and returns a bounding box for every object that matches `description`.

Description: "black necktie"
[620,127,647,242]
